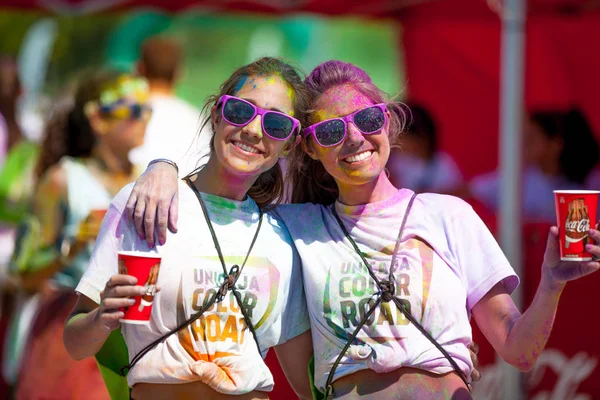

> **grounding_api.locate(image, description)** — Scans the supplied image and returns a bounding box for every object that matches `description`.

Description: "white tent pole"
[499,0,526,399]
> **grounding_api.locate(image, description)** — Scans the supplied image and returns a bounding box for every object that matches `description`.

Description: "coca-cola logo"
[566,218,590,233]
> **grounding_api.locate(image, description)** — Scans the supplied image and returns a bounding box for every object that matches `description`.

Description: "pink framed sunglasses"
[217,95,301,141]
[303,103,388,147]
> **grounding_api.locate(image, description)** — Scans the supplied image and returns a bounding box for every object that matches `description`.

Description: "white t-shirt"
[129,94,211,177]
[76,181,309,394]
[274,190,518,391]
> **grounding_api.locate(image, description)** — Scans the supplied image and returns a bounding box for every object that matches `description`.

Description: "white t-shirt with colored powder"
[76,181,310,394]
[274,189,519,391]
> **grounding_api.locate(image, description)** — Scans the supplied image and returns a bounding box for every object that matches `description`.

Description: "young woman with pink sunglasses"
[63,58,315,400]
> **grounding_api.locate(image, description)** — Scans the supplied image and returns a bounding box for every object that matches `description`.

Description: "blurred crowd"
[0,35,598,399]
[0,37,209,399]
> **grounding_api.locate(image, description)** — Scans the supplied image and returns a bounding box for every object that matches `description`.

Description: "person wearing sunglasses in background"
[64,58,313,400]
[125,60,600,399]
[8,71,151,399]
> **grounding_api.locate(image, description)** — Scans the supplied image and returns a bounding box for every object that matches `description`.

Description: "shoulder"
[413,192,476,223]
[36,162,68,198]
[108,182,136,215]
[273,202,328,223]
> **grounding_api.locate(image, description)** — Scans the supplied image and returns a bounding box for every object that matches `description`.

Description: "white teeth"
[234,141,260,154]
[345,151,373,163]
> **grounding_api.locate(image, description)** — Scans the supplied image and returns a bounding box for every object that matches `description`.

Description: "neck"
[539,160,561,177]
[149,81,175,96]
[192,156,258,201]
[337,172,399,206]
[93,144,133,176]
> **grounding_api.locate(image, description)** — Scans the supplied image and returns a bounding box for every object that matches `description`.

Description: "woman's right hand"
[126,161,180,247]
[96,274,146,331]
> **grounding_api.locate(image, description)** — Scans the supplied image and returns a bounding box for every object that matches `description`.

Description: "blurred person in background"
[469,108,600,223]
[129,36,210,177]
[6,70,150,400]
[0,56,39,395]
[0,57,39,292]
[387,102,463,193]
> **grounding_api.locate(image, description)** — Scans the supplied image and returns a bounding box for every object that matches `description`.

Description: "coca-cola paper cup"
[118,251,161,324]
[554,190,599,261]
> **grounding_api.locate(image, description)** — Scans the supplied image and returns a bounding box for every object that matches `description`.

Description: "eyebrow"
[242,98,285,114]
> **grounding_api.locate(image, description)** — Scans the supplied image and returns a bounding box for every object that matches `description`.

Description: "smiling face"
[304,84,391,187]
[210,74,296,178]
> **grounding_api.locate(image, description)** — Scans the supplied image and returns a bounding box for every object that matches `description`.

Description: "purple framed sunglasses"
[303,103,388,147]
[216,95,301,141]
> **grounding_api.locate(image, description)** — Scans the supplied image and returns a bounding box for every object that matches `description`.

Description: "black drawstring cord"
[324,194,469,398]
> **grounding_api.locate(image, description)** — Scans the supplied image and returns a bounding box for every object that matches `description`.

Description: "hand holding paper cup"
[118,251,161,324]
[554,190,599,261]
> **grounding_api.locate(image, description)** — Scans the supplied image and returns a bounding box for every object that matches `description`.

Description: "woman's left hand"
[541,226,600,290]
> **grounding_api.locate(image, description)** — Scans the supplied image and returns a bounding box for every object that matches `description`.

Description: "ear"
[210,104,220,132]
[301,137,319,160]
[210,104,220,123]
[84,102,107,136]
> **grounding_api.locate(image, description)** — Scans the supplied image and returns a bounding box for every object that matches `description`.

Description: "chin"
[339,164,385,184]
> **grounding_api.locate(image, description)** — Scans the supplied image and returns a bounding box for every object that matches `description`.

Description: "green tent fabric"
[94,328,131,400]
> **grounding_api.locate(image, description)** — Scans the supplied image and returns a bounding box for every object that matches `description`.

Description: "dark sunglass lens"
[223,99,255,124]
[315,120,345,146]
[130,104,142,119]
[354,106,385,133]
[263,113,293,139]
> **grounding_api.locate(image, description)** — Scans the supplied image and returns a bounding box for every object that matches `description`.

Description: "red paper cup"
[117,251,161,324]
[554,190,599,261]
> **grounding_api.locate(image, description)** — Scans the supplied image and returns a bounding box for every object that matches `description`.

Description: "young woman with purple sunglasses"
[63,57,315,400]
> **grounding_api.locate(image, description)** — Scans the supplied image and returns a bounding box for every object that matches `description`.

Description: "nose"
[242,115,263,140]
[345,122,364,147]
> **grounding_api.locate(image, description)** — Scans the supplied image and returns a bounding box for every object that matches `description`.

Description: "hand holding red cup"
[554,190,599,261]
[117,251,162,324]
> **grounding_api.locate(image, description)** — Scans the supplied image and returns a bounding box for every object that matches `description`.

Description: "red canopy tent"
[4,1,599,399]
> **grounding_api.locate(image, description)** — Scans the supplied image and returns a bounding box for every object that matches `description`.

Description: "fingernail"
[139,287,147,295]
[148,241,154,248]
[159,239,165,246]
[586,244,593,251]
[129,298,136,305]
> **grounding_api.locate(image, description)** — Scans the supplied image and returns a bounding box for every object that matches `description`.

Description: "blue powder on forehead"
[234,76,248,94]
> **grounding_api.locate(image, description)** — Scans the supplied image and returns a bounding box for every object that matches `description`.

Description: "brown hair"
[140,36,182,83]
[288,60,406,205]
[196,57,309,210]
[35,69,124,178]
